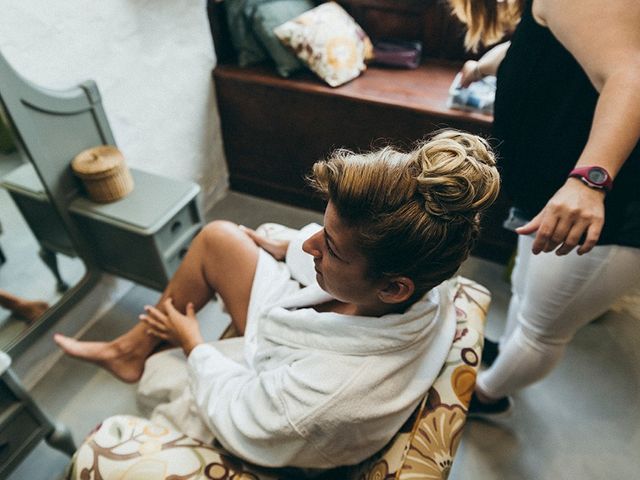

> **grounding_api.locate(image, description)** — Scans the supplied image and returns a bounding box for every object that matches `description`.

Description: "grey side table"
[0,351,75,478]
[69,168,202,291]
[2,164,202,292]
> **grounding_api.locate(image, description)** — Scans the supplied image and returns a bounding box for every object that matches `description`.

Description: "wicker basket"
[71,145,134,203]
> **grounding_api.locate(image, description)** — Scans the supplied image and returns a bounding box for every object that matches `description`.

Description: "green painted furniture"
[0,351,75,478]
[69,169,201,291]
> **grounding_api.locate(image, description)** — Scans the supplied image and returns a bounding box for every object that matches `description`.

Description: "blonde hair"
[448,0,523,51]
[309,130,500,299]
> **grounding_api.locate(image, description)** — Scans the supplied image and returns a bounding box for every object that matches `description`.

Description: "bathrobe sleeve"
[284,223,322,287]
[187,343,322,467]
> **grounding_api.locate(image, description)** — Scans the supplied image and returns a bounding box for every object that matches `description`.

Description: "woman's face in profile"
[302,202,385,308]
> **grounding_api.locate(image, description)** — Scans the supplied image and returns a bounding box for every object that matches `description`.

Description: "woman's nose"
[302,231,323,258]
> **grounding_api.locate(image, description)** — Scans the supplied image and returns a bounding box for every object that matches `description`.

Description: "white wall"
[0,0,228,211]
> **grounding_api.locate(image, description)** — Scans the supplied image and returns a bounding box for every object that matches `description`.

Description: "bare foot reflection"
[0,288,49,323]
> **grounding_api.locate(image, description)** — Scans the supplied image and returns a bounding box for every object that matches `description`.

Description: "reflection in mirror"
[0,105,85,351]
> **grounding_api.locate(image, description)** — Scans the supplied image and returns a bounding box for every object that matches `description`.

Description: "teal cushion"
[225,0,268,67]
[249,0,314,77]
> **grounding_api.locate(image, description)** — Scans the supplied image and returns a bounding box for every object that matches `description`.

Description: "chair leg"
[39,247,69,292]
[46,422,76,457]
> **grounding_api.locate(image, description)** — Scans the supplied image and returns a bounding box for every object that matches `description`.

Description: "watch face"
[588,167,608,184]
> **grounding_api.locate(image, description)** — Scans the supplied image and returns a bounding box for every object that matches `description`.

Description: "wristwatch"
[568,166,613,193]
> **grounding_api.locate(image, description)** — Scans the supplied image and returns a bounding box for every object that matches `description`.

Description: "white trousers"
[476,234,640,398]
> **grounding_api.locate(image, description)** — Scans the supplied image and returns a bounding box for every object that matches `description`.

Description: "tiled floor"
[9,192,640,480]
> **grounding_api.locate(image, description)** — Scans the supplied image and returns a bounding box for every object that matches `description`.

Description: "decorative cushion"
[273,2,373,87]
[225,0,268,67]
[68,274,488,480]
[249,0,315,77]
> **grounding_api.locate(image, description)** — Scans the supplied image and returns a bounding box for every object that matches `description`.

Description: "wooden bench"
[208,0,516,263]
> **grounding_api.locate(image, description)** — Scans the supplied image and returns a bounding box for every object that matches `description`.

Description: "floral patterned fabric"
[273,1,373,87]
[68,224,489,480]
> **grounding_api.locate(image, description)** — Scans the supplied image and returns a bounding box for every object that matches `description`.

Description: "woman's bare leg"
[0,289,49,322]
[54,221,260,382]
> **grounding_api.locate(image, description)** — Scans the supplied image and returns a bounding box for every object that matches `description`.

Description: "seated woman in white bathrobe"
[55,130,500,469]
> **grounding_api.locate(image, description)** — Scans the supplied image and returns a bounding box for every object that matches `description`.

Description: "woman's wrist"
[181,331,204,356]
[474,61,485,81]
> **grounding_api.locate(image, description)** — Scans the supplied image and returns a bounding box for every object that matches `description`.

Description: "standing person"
[54,131,500,468]
[450,0,640,415]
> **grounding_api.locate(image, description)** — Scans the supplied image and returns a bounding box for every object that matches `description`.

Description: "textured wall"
[0,0,228,211]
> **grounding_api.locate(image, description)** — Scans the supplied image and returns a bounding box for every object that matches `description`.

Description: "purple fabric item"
[373,40,422,69]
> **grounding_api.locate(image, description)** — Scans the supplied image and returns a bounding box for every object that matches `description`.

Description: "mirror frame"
[0,50,108,357]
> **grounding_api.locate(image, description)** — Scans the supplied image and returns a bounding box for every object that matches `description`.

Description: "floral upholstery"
[67,224,489,480]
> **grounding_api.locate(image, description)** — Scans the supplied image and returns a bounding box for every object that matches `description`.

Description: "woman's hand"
[516,178,605,256]
[140,298,203,356]
[460,60,482,88]
[458,42,511,88]
[239,226,289,261]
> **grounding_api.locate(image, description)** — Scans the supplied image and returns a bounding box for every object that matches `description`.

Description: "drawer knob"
[171,221,183,234]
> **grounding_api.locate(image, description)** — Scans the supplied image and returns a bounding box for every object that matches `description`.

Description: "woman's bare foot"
[53,334,148,383]
[13,299,50,323]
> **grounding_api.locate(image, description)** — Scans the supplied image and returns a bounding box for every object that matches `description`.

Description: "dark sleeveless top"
[493,0,640,248]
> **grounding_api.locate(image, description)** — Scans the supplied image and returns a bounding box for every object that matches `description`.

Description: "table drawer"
[0,403,42,473]
[155,202,200,253]
[163,225,201,278]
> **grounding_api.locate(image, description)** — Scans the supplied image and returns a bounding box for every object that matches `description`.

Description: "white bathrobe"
[138,224,456,469]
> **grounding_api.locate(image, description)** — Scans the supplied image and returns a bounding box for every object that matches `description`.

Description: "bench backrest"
[207,0,479,66]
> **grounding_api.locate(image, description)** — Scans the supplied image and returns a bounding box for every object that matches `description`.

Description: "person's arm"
[517,0,640,255]
[459,41,511,87]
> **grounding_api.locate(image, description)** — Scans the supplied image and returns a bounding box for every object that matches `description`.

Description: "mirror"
[0,107,86,352]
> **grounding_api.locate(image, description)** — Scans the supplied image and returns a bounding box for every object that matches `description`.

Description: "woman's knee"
[197,221,253,253]
[512,321,570,355]
[195,220,259,272]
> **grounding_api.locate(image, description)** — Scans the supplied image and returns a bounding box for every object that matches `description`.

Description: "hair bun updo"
[411,130,500,222]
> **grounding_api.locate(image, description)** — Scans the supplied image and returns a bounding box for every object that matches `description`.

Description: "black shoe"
[481,338,500,367]
[468,393,513,419]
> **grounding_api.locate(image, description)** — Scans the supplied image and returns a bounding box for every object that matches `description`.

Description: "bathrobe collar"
[258,282,451,356]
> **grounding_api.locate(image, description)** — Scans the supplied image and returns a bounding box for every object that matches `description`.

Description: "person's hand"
[140,298,203,356]
[239,225,289,261]
[516,178,606,256]
[460,60,482,88]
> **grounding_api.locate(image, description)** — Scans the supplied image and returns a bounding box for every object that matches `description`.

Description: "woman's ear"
[378,277,415,304]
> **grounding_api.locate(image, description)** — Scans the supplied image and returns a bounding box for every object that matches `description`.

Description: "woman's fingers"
[515,212,542,236]
[144,304,167,322]
[459,60,479,87]
[530,215,558,255]
[555,220,589,255]
[239,225,264,246]
[577,220,603,255]
[140,313,170,341]
[544,216,574,253]
[239,225,288,260]
[140,313,167,332]
[145,328,169,341]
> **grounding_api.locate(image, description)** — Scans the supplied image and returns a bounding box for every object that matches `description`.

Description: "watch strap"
[568,166,613,192]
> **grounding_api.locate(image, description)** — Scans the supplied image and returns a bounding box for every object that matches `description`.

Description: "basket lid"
[72,145,124,177]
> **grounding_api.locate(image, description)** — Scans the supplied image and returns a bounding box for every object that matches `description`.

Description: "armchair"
[67,224,490,480]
